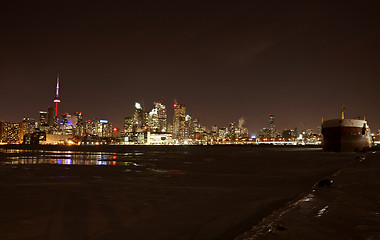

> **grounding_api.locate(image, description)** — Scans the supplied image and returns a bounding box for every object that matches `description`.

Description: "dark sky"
[1,1,380,133]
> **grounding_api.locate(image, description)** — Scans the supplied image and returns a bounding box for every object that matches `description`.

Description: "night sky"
[1,1,380,133]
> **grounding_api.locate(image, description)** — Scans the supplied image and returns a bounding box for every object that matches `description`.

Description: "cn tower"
[53,74,61,117]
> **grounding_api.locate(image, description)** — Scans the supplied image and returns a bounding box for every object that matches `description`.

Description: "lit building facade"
[133,102,144,132]
[0,122,21,143]
[74,112,84,136]
[124,117,133,133]
[173,103,186,140]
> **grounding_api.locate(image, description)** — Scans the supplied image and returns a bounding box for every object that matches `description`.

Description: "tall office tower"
[148,102,167,132]
[85,120,95,135]
[148,108,159,132]
[192,118,202,134]
[229,122,236,138]
[124,117,133,133]
[133,102,144,131]
[47,106,54,126]
[156,102,167,132]
[269,114,276,138]
[53,74,61,117]
[74,112,84,136]
[184,115,192,139]
[97,120,113,137]
[39,110,49,132]
[39,111,48,126]
[19,118,37,141]
[173,103,186,140]
[211,125,218,138]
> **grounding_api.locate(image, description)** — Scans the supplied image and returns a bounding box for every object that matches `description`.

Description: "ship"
[321,106,372,152]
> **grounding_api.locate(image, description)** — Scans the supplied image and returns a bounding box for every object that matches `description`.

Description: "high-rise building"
[39,110,50,132]
[269,114,277,138]
[47,106,54,126]
[124,117,133,133]
[156,102,167,132]
[59,113,75,135]
[184,115,192,139]
[39,111,48,126]
[74,112,84,136]
[133,102,144,132]
[211,125,218,138]
[85,119,113,137]
[148,102,167,132]
[229,122,236,138]
[173,103,186,140]
[0,122,21,143]
[19,118,37,142]
[148,108,159,132]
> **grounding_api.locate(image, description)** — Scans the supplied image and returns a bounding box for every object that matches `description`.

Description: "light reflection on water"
[0,149,148,166]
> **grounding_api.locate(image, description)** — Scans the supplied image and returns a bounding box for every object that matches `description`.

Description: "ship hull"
[322,119,372,152]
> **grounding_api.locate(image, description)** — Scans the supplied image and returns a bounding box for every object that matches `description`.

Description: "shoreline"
[0,143,321,153]
[236,151,380,240]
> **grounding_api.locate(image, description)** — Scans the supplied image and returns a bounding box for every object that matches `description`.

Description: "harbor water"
[0,145,368,239]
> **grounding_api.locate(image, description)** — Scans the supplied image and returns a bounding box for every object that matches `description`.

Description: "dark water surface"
[0,146,359,240]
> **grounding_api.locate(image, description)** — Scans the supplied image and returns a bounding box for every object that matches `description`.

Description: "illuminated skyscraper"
[39,110,49,132]
[148,102,167,132]
[269,114,277,138]
[148,108,159,132]
[0,122,20,143]
[133,102,144,131]
[156,102,167,132]
[184,115,192,139]
[124,117,133,133]
[39,111,48,126]
[173,103,186,140]
[229,121,236,138]
[85,119,113,137]
[19,118,37,142]
[59,113,74,135]
[74,112,84,136]
[53,74,61,117]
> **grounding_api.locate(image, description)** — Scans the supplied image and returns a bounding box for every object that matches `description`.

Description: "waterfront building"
[147,133,173,145]
[0,122,21,143]
[173,103,186,140]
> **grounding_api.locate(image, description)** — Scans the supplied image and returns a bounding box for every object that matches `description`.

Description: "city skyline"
[1,1,380,132]
[0,73,377,134]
